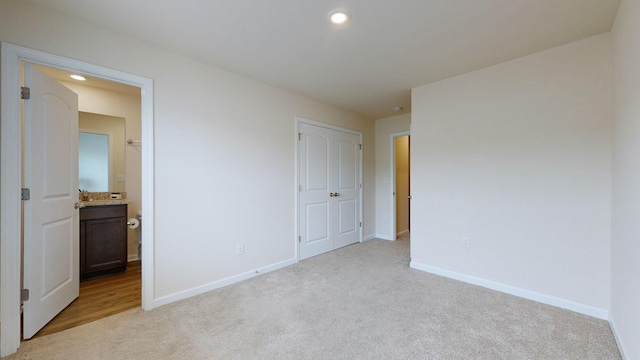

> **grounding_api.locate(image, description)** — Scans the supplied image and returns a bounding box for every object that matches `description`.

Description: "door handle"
[407,195,412,200]
[74,202,86,209]
[329,192,341,197]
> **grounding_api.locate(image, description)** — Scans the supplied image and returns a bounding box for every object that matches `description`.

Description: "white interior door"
[22,64,79,339]
[299,122,361,260]
[332,130,360,249]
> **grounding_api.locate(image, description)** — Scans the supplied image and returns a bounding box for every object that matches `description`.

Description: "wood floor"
[30,261,141,339]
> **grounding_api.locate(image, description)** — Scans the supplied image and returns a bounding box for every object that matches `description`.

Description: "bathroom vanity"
[79,203,128,280]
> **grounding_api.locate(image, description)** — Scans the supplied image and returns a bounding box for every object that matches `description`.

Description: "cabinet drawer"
[80,204,127,221]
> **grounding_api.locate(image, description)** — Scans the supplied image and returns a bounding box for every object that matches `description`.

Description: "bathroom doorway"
[1,43,154,352]
[28,64,143,338]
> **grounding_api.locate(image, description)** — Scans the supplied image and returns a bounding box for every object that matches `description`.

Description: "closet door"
[299,122,361,260]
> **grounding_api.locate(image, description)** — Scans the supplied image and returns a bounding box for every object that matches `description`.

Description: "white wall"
[411,34,612,315]
[374,114,411,240]
[611,0,640,358]
[0,1,374,302]
[63,82,142,261]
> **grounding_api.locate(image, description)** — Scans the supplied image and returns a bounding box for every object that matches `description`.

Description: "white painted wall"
[411,34,612,315]
[374,114,411,240]
[0,1,374,303]
[611,0,640,358]
[63,82,142,261]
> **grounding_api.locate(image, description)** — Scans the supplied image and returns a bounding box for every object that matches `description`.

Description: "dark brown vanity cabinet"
[80,204,128,280]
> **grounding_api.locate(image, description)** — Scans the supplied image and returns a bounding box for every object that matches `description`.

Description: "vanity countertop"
[80,199,128,207]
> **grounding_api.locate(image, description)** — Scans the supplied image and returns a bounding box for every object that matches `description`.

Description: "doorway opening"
[1,43,155,356]
[392,133,410,241]
[27,64,142,338]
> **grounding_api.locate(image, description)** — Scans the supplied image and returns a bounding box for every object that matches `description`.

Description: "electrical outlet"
[462,237,470,249]
[236,243,245,256]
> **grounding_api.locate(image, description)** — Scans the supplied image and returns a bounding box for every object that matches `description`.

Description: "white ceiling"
[26,0,621,119]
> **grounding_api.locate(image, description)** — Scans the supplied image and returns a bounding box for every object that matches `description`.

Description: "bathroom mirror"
[78,112,126,192]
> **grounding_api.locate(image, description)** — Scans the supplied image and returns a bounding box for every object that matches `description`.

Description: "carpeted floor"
[8,238,621,359]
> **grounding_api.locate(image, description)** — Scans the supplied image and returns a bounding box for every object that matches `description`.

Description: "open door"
[22,64,79,339]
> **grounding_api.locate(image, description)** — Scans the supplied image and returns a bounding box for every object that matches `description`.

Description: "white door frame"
[294,117,363,260]
[1,42,155,356]
[390,131,410,240]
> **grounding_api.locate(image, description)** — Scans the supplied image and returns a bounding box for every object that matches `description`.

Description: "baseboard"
[127,254,140,262]
[374,234,395,241]
[363,234,377,241]
[153,257,297,308]
[410,261,609,320]
[609,314,628,360]
[396,230,409,238]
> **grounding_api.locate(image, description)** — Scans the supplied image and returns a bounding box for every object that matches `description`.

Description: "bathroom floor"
[29,261,141,339]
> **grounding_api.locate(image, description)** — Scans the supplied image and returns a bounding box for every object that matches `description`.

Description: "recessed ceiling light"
[70,74,86,81]
[328,8,351,25]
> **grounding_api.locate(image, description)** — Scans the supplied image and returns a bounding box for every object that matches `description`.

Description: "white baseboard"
[128,254,140,262]
[374,234,395,241]
[363,234,377,241]
[153,257,297,308]
[609,314,628,360]
[410,261,609,320]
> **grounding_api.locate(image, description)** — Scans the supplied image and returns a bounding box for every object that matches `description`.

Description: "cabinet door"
[80,221,86,274]
[84,217,127,276]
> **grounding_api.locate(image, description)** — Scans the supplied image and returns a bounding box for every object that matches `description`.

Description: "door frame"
[294,117,363,260]
[1,42,155,356]
[390,131,410,240]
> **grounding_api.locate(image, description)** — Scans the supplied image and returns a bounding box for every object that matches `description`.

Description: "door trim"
[295,117,363,261]
[390,131,410,240]
[1,42,155,356]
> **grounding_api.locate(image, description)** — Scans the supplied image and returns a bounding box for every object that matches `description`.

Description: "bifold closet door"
[299,123,360,260]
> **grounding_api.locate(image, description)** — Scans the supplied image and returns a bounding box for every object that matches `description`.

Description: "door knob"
[74,202,86,209]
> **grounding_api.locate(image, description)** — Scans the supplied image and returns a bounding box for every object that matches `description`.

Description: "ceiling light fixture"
[393,106,403,112]
[70,74,86,81]
[328,8,351,25]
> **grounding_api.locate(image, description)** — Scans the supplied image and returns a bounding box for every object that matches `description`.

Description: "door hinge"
[299,236,302,243]
[359,144,362,150]
[21,87,30,100]
[359,222,362,228]
[298,133,302,141]
[21,289,29,302]
[20,86,31,100]
[21,188,31,201]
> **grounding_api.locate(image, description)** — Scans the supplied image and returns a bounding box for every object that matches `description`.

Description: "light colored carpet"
[8,238,621,359]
